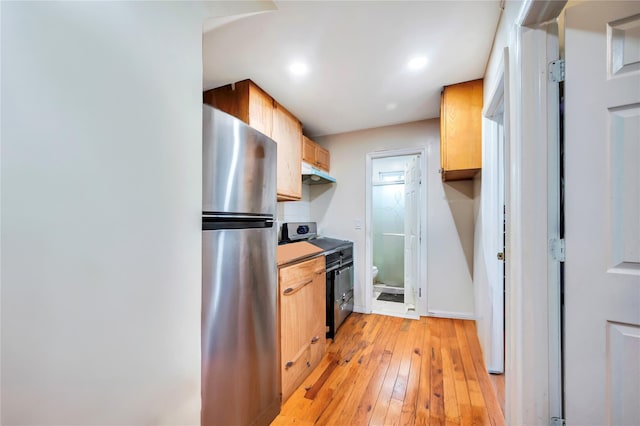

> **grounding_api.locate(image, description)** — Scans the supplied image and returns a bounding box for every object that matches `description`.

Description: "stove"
[279,222,354,338]
[280,222,350,252]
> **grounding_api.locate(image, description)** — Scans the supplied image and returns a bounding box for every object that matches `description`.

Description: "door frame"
[482,47,508,374]
[364,147,428,316]
[505,6,565,423]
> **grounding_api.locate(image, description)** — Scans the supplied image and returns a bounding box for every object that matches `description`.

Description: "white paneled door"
[564,2,640,424]
[404,155,421,310]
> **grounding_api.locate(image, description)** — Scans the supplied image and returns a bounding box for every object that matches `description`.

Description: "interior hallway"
[272,313,504,425]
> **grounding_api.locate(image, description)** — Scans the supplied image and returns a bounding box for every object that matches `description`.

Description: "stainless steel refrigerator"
[201,105,280,426]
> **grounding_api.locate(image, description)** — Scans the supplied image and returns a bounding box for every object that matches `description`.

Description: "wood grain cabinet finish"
[278,256,326,403]
[203,79,302,201]
[302,136,330,172]
[440,79,483,181]
[273,103,302,200]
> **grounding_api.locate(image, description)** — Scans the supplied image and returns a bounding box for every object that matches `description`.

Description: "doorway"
[365,148,427,318]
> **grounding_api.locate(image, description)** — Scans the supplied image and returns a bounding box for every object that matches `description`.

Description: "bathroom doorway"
[365,148,427,318]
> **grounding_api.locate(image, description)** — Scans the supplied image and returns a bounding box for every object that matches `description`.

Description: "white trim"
[481,49,508,375]
[427,310,476,320]
[365,147,428,317]
[497,2,568,424]
[545,21,563,422]
[517,0,567,26]
[506,23,560,425]
[484,53,505,118]
[372,307,420,320]
[352,304,367,314]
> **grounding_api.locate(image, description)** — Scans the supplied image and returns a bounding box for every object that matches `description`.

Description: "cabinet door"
[302,136,330,172]
[206,80,303,200]
[273,103,302,200]
[203,80,273,138]
[302,136,316,164]
[244,80,274,138]
[441,79,482,180]
[203,84,241,119]
[315,145,330,172]
[279,256,325,402]
[308,261,326,367]
[280,265,313,363]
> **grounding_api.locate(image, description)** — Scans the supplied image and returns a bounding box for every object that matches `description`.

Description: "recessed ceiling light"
[386,102,398,111]
[408,56,427,71]
[289,62,309,75]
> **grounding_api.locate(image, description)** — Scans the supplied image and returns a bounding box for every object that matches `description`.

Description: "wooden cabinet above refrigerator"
[204,79,302,201]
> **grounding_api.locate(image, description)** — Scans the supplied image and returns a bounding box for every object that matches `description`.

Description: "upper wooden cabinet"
[273,103,302,200]
[440,79,483,181]
[203,79,302,201]
[302,136,330,172]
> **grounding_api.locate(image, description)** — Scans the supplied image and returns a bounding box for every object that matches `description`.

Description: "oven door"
[333,263,354,333]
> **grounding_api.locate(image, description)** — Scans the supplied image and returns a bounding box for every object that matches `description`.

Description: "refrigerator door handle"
[202,217,274,231]
[203,213,273,221]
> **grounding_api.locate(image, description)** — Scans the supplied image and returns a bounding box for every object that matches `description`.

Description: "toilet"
[372,265,379,283]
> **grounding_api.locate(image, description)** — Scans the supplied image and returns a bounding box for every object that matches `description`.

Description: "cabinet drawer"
[279,256,325,292]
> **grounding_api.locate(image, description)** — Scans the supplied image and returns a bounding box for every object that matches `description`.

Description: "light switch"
[354,219,362,230]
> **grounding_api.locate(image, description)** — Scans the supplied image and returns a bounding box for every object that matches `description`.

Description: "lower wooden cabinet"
[279,256,326,402]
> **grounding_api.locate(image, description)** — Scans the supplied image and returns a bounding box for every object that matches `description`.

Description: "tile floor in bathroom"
[372,290,418,319]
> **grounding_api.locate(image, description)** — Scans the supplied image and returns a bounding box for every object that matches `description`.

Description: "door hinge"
[549,59,565,83]
[419,288,422,297]
[550,417,566,426]
[550,238,566,262]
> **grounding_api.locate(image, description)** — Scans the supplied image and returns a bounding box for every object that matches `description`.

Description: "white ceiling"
[203,1,502,137]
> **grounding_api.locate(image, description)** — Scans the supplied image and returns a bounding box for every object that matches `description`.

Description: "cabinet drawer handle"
[285,361,294,370]
[311,336,319,344]
[314,268,325,275]
[283,278,313,295]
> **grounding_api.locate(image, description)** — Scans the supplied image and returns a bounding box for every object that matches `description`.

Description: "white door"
[565,2,640,424]
[404,155,420,309]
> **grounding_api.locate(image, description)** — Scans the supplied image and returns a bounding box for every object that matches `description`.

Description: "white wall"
[0,2,227,424]
[310,120,475,317]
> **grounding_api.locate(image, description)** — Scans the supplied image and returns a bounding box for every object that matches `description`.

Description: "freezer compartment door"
[202,225,280,426]
[203,105,277,216]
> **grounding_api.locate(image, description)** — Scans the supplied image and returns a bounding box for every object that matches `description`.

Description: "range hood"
[301,161,336,185]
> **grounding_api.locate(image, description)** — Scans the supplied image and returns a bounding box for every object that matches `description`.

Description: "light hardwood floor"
[271,313,504,426]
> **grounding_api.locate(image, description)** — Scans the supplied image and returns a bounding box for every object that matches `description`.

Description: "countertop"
[276,241,324,267]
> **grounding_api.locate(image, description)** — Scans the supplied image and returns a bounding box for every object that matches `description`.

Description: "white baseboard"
[353,304,369,314]
[371,308,419,320]
[427,310,477,320]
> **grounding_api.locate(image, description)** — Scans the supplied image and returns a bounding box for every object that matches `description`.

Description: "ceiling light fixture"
[289,62,309,76]
[408,56,427,71]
